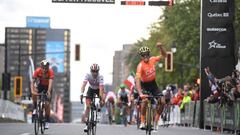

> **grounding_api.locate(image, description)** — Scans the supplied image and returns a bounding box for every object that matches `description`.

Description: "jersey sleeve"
[33,68,40,78]
[49,69,54,79]
[83,74,89,83]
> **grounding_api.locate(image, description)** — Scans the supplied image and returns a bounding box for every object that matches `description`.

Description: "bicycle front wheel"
[136,105,141,129]
[34,115,39,135]
[146,106,152,135]
[122,106,127,127]
[39,103,45,134]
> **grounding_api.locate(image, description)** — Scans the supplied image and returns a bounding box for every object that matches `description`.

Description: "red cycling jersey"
[33,67,54,86]
[136,56,161,82]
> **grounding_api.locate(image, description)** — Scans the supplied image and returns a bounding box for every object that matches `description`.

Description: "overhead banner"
[52,0,115,4]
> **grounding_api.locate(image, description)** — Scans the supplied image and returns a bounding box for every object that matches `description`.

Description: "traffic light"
[14,76,22,97]
[148,0,174,6]
[2,73,11,91]
[75,44,80,61]
[165,51,173,72]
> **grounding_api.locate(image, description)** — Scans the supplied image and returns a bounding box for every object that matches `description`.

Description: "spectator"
[180,91,191,111]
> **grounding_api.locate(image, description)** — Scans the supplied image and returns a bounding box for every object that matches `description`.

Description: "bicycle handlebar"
[80,95,101,104]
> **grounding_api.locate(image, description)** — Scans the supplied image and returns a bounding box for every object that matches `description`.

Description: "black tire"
[39,103,45,134]
[108,103,112,125]
[122,105,127,127]
[136,105,141,129]
[87,116,91,135]
[34,116,39,135]
[40,121,45,134]
[92,122,96,135]
[146,107,152,135]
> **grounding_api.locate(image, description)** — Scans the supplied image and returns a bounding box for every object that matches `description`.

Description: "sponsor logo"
[206,27,227,32]
[208,40,226,49]
[208,12,229,18]
[209,0,227,3]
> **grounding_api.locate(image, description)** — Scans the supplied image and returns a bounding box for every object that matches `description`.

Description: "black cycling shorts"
[141,80,160,96]
[87,87,100,100]
[37,84,52,101]
[37,84,48,93]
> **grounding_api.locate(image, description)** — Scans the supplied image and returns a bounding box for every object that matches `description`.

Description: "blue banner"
[26,16,50,28]
[46,41,64,73]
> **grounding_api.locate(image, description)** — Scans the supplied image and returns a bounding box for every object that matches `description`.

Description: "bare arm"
[81,81,87,94]
[156,42,166,58]
[136,77,143,96]
[48,79,53,94]
[31,78,38,95]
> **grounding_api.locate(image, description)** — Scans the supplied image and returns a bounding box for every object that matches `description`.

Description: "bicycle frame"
[144,95,162,135]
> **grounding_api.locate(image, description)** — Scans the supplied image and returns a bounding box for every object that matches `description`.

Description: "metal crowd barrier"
[160,100,239,134]
[180,101,200,128]
[0,99,24,121]
[203,99,240,134]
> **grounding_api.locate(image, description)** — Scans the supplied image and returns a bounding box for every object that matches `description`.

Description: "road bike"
[106,100,113,125]
[81,94,100,135]
[161,100,171,127]
[121,101,128,127]
[143,93,162,135]
[33,91,48,135]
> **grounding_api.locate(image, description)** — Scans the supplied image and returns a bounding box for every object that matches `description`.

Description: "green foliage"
[236,0,240,44]
[126,0,200,88]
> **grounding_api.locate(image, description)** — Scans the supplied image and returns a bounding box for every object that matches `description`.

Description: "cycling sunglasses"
[141,53,150,58]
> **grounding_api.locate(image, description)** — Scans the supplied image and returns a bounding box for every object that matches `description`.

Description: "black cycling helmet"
[90,63,100,72]
[139,46,150,55]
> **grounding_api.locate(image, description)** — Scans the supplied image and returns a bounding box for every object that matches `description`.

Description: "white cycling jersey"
[83,73,104,89]
[105,91,117,103]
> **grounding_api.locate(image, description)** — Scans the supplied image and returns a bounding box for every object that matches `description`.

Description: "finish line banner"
[52,0,115,4]
[201,0,235,100]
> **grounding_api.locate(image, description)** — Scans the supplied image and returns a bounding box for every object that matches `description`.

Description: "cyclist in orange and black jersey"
[136,42,166,130]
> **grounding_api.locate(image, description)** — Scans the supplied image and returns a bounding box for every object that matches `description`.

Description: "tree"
[126,0,200,88]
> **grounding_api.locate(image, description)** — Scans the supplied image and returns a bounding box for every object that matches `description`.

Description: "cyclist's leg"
[140,99,147,126]
[148,81,162,126]
[45,89,52,125]
[84,87,93,122]
[111,100,115,120]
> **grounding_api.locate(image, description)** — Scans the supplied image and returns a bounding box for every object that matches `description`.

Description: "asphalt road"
[0,123,231,135]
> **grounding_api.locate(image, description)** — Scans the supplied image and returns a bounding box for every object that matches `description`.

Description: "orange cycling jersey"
[33,67,54,86]
[136,56,161,82]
